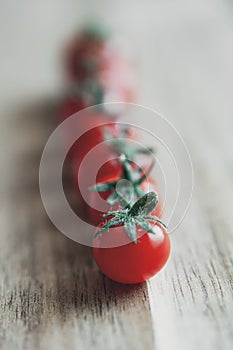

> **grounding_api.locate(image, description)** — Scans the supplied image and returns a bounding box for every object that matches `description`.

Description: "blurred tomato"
[63,25,137,104]
[88,168,161,226]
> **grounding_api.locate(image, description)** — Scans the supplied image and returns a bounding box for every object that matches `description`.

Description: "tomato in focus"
[93,221,170,284]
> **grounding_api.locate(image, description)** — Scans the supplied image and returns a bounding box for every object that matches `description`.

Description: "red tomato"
[93,221,170,284]
[87,156,162,226]
[86,158,123,225]
[71,145,120,201]
[64,29,136,103]
[59,96,86,124]
[69,151,121,225]
[88,170,161,226]
[59,99,117,162]
[70,120,120,174]
[70,123,134,196]
[58,97,86,161]
[64,143,120,225]
[64,30,107,82]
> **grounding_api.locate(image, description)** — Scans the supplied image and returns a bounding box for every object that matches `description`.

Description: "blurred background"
[1,0,233,227]
[1,0,232,115]
[0,0,233,349]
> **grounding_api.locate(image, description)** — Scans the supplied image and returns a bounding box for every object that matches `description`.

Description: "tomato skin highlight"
[92,222,170,284]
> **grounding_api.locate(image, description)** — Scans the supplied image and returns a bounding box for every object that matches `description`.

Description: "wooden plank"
[140,2,233,349]
[0,103,154,350]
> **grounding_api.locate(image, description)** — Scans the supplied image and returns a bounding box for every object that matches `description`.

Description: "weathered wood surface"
[0,106,154,350]
[0,0,233,349]
[141,2,233,349]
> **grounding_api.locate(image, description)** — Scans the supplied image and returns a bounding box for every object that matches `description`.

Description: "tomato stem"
[95,192,166,242]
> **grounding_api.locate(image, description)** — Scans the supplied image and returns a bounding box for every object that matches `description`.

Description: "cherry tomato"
[64,29,107,82]
[88,168,161,226]
[86,158,123,225]
[59,96,86,124]
[59,99,117,162]
[71,144,120,200]
[67,146,121,225]
[64,28,136,103]
[93,220,170,284]
[70,123,134,196]
[87,155,162,226]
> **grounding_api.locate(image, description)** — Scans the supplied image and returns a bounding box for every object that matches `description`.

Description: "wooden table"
[0,0,233,349]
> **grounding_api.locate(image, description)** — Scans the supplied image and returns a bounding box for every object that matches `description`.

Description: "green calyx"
[102,126,155,160]
[94,192,166,243]
[110,139,154,161]
[69,79,104,105]
[89,154,155,206]
[83,22,110,41]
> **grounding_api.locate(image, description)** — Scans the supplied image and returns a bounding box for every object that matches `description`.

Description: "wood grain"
[0,104,154,350]
[141,2,233,349]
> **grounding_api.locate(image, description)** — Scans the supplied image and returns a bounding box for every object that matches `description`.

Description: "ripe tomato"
[58,96,86,161]
[86,158,123,225]
[72,145,120,201]
[70,123,135,197]
[59,96,86,124]
[64,27,136,103]
[64,27,107,82]
[87,154,162,226]
[59,98,117,162]
[88,170,161,226]
[93,220,170,284]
